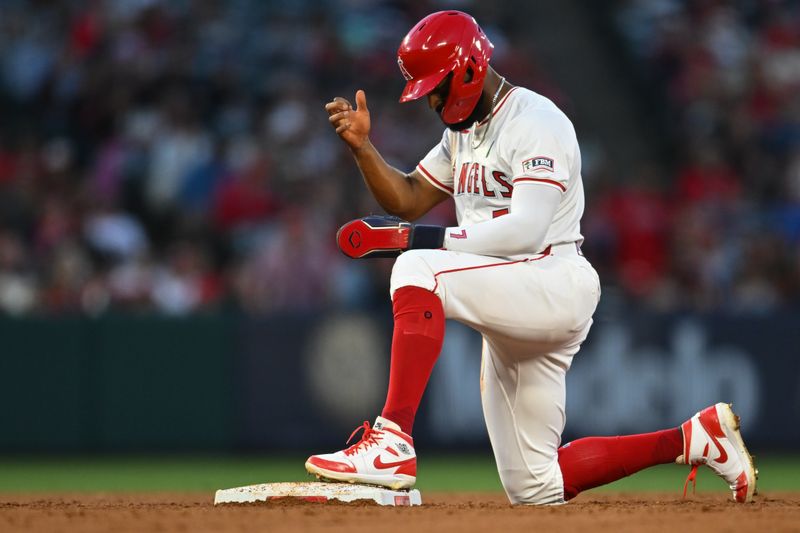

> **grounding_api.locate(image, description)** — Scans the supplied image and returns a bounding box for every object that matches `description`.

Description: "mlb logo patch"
[522,156,554,173]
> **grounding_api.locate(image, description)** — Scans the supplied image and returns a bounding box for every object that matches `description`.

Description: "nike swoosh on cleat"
[373,456,416,470]
[699,416,729,464]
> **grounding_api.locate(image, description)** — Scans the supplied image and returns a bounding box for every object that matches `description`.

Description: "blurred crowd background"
[0,0,798,317]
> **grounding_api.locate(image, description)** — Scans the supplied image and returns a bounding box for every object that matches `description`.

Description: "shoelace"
[344,421,383,456]
[683,465,699,498]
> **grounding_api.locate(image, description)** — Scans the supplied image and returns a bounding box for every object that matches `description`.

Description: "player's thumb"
[355,90,368,112]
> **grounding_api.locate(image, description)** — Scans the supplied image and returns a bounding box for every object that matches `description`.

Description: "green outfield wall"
[1,310,798,453]
[0,315,235,451]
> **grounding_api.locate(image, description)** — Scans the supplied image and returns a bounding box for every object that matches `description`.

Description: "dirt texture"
[1,492,798,533]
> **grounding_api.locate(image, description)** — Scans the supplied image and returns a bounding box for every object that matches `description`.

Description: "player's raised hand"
[325,90,370,151]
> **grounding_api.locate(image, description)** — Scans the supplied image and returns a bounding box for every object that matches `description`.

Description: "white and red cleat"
[305,417,416,490]
[677,402,758,503]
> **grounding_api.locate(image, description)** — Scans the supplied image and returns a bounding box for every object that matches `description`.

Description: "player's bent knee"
[389,250,438,296]
[499,468,565,506]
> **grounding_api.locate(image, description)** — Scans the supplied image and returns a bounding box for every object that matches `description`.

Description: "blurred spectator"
[0,0,797,316]
[594,167,673,299]
[84,204,148,260]
[0,230,38,315]
[213,139,280,232]
[151,241,220,314]
[613,0,800,311]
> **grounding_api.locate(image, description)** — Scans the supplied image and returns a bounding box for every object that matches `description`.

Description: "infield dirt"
[2,492,798,532]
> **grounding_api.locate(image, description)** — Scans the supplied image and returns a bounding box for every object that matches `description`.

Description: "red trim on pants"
[431,247,551,293]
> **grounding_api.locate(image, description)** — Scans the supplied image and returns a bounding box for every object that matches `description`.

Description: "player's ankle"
[377,412,412,435]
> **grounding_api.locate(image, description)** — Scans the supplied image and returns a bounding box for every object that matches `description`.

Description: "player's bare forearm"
[326,90,447,221]
[351,141,442,221]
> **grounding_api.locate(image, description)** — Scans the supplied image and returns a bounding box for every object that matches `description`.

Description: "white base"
[214,482,422,506]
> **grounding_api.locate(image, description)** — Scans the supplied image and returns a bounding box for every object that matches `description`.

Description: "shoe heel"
[720,403,758,502]
[727,403,742,430]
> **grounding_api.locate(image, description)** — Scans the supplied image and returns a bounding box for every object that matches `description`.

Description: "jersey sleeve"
[443,184,561,257]
[415,129,454,195]
[502,113,574,193]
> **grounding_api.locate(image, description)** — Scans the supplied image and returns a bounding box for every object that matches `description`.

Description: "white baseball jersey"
[390,86,600,505]
[416,87,585,257]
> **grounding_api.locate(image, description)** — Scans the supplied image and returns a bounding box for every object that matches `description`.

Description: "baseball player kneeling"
[306,11,757,504]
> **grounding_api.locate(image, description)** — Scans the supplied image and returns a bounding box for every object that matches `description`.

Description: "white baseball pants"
[390,243,600,504]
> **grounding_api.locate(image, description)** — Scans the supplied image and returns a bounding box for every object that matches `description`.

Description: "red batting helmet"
[397,11,494,124]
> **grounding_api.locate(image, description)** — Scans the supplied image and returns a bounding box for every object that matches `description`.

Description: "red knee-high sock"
[558,428,683,500]
[380,286,445,435]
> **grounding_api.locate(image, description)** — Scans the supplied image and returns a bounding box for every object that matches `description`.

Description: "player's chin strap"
[336,215,445,259]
